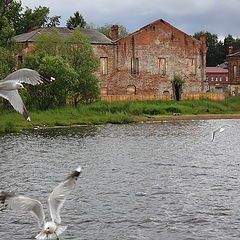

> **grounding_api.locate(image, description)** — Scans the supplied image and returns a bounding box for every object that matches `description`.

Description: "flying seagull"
[0,166,82,240]
[211,125,230,142]
[0,68,55,121]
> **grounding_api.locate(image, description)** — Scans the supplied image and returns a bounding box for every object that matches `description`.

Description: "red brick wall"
[228,55,240,84]
[95,20,206,96]
[206,72,229,86]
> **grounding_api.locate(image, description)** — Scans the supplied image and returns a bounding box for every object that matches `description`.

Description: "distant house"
[227,46,240,95]
[14,19,207,97]
[205,67,229,92]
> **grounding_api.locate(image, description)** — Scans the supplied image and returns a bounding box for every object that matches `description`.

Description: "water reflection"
[1,119,240,239]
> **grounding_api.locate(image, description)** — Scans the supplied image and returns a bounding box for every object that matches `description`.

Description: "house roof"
[206,67,228,73]
[217,62,228,69]
[228,50,240,57]
[13,27,114,45]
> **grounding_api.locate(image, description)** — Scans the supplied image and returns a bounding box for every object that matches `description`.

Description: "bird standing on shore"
[0,166,82,240]
[0,68,55,121]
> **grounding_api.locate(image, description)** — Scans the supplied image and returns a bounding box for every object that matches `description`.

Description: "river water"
[0,119,240,240]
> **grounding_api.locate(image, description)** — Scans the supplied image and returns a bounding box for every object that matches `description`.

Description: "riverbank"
[1,97,240,133]
[139,113,240,121]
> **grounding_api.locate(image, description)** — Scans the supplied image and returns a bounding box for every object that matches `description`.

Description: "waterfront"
[0,119,240,239]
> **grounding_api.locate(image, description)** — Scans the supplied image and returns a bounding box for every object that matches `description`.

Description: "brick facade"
[98,19,206,96]
[227,47,240,95]
[205,67,229,92]
[14,19,207,96]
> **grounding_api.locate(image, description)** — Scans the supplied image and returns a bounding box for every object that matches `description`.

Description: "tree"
[0,16,16,48]
[15,6,61,34]
[0,1,61,48]
[66,11,86,29]
[0,47,16,79]
[0,0,22,48]
[22,28,100,109]
[0,47,16,110]
[64,28,100,104]
[97,23,128,39]
[23,55,77,111]
[193,31,222,66]
[31,29,64,56]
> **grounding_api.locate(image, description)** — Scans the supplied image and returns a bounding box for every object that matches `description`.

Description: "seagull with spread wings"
[211,125,230,142]
[0,68,55,121]
[0,166,81,240]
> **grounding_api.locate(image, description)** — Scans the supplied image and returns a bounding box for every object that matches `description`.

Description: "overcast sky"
[20,0,240,40]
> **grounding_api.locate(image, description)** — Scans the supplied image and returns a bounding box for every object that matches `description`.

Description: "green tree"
[15,6,61,34]
[0,16,16,48]
[97,23,128,39]
[22,28,100,109]
[23,55,77,110]
[0,47,16,110]
[64,28,100,104]
[31,29,64,56]
[0,47,16,79]
[193,31,222,66]
[0,0,22,48]
[0,1,61,48]
[66,11,86,29]
[0,0,22,28]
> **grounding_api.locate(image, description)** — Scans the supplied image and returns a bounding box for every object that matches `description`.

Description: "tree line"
[193,32,240,67]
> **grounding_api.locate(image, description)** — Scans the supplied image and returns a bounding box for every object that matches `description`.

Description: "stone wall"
[97,20,206,96]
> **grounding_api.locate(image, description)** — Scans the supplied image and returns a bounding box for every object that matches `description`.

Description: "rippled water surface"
[1,119,240,240]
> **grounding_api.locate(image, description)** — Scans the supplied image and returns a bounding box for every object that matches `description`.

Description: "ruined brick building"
[227,46,240,95]
[14,19,207,97]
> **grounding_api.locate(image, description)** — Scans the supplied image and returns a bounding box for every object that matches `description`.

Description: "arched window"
[127,85,136,95]
[100,87,108,95]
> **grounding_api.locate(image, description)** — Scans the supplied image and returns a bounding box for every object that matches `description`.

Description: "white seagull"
[211,125,230,142]
[0,68,55,121]
[0,166,82,240]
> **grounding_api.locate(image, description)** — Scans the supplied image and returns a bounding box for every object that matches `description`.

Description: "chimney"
[228,46,233,54]
[200,34,206,45]
[111,25,119,41]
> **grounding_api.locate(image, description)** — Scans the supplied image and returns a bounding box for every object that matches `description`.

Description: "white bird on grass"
[0,166,82,240]
[0,68,55,121]
[211,125,230,142]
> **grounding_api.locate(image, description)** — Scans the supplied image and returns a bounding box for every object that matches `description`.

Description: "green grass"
[1,97,240,133]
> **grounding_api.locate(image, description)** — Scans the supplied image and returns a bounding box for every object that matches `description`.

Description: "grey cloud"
[21,0,240,38]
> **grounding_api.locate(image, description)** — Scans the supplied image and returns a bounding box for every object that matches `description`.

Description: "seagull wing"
[48,166,82,224]
[2,68,54,85]
[0,191,45,228]
[0,90,29,120]
[211,130,217,142]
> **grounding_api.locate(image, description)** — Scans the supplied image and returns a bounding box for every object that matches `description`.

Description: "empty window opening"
[131,58,139,74]
[100,57,108,75]
[158,58,166,75]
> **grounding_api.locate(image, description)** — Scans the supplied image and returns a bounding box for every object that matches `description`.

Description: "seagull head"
[43,222,57,234]
[15,83,24,90]
[35,222,58,240]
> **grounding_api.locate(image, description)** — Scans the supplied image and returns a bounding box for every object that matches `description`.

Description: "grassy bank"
[1,96,240,133]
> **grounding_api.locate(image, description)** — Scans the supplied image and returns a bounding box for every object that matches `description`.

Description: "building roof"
[13,27,114,45]
[206,67,228,73]
[228,50,240,57]
[217,62,228,69]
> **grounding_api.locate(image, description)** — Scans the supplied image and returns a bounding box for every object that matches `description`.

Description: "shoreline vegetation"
[1,96,240,133]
